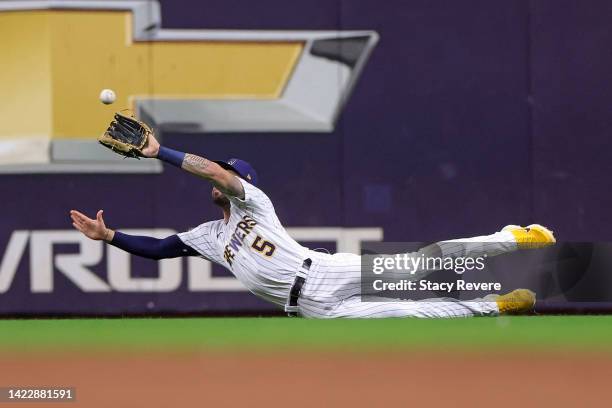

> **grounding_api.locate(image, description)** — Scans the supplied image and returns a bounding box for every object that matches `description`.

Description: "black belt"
[285,258,312,317]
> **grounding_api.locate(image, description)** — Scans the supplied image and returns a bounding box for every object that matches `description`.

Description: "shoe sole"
[526,224,556,244]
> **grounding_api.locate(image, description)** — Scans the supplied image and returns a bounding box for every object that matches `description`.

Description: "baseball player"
[71,114,556,318]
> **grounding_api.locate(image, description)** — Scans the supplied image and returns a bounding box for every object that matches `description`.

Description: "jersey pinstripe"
[178,179,310,307]
[298,252,500,318]
[178,178,519,318]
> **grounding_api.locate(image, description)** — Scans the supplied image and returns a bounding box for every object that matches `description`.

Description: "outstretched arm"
[70,210,198,260]
[141,133,244,199]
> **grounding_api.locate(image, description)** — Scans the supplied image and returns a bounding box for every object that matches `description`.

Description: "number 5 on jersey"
[251,235,276,256]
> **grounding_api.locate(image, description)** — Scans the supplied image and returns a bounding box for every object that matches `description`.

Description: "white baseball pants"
[298,230,518,318]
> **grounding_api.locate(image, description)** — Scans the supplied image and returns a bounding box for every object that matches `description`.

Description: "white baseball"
[99,89,116,105]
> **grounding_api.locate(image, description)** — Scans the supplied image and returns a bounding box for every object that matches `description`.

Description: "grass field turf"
[2,316,612,407]
[1,316,611,352]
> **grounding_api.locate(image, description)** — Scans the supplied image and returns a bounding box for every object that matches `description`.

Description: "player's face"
[211,186,230,208]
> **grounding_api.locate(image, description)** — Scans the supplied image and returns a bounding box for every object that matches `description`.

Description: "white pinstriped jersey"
[178,179,310,307]
[178,178,515,318]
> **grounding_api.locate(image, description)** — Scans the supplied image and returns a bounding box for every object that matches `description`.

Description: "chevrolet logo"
[0,0,378,172]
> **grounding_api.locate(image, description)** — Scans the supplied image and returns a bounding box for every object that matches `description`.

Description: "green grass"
[1,316,611,353]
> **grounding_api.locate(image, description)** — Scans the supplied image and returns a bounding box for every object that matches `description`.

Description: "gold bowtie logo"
[0,1,377,172]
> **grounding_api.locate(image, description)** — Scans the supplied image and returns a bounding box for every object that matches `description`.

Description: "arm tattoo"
[183,154,210,173]
[182,153,244,198]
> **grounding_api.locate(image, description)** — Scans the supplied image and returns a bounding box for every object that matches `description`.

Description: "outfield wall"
[1,0,611,315]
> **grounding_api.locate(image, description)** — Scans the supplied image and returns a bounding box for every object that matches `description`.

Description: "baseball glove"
[98,110,152,159]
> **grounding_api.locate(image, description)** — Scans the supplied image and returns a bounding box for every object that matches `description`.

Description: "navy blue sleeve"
[157,146,186,168]
[110,232,199,260]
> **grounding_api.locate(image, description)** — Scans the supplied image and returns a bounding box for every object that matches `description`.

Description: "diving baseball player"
[71,113,556,318]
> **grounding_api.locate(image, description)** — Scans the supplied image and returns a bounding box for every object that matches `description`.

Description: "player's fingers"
[73,211,91,223]
[71,210,88,220]
[72,222,83,232]
[96,210,104,222]
[70,213,84,225]
[70,210,83,221]
[72,216,90,231]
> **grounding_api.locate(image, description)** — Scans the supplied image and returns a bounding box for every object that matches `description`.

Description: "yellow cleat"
[503,224,556,249]
[492,289,536,315]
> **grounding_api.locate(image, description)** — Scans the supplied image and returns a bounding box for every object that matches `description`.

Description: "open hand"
[70,209,113,241]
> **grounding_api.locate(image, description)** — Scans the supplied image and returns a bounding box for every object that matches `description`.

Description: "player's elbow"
[207,162,229,182]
